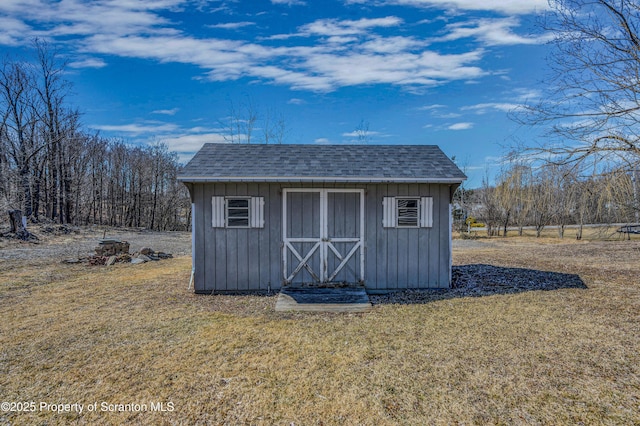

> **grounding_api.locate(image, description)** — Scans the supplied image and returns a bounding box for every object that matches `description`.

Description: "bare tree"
[221,95,258,144]
[477,176,502,237]
[355,119,370,144]
[33,38,76,223]
[262,107,287,144]
[0,58,39,219]
[528,169,556,238]
[506,163,534,236]
[517,0,640,177]
[0,42,192,232]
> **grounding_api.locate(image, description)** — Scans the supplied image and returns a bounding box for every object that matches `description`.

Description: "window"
[226,198,250,227]
[396,198,419,227]
[383,196,433,228]
[212,196,264,228]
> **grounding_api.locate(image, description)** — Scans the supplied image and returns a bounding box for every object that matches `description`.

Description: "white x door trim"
[282,188,365,284]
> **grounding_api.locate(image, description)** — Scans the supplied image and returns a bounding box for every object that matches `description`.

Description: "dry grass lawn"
[1,235,639,425]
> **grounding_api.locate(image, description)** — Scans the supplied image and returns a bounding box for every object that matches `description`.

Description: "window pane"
[228,217,249,227]
[228,208,249,218]
[228,199,249,208]
[397,199,418,209]
[397,198,419,227]
[398,215,418,226]
[226,198,250,227]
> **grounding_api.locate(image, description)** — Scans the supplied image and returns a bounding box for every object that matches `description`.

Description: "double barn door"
[282,189,364,285]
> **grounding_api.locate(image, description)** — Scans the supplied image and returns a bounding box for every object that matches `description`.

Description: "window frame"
[225,197,251,228]
[396,197,420,228]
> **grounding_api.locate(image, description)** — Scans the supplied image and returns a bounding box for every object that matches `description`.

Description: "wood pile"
[63,241,173,266]
[94,239,130,256]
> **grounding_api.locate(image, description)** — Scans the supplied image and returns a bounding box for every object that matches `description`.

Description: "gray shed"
[178,143,466,294]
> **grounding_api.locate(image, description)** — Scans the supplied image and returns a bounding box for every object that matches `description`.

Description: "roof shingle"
[178,144,466,183]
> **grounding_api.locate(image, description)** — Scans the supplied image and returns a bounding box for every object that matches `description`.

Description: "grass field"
[459,223,640,241]
[1,234,639,425]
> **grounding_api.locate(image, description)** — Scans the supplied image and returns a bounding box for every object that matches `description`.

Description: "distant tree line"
[456,162,640,238]
[464,0,640,239]
[0,40,190,231]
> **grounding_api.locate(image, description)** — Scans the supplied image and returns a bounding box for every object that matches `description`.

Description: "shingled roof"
[178,143,466,183]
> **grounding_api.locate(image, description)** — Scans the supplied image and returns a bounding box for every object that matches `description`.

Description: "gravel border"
[370,264,587,305]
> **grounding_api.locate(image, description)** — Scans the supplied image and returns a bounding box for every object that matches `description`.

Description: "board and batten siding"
[189,182,454,293]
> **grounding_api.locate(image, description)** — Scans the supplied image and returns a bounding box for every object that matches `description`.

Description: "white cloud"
[294,49,485,90]
[461,102,520,114]
[361,36,425,53]
[448,122,474,130]
[152,108,180,116]
[87,119,227,160]
[208,22,256,30]
[513,88,542,102]
[342,130,382,137]
[90,122,179,135]
[68,58,107,69]
[314,137,331,144]
[438,17,551,46]
[287,98,306,105]
[345,0,549,14]
[0,16,33,45]
[436,112,462,119]
[162,133,227,158]
[299,16,403,37]
[418,104,447,110]
[0,1,499,92]
[271,0,306,5]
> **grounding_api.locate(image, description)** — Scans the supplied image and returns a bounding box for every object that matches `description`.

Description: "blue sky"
[0,0,552,187]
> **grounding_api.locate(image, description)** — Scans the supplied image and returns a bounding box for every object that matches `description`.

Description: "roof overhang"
[177,175,466,184]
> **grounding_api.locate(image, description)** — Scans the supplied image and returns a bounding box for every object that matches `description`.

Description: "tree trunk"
[19,167,33,218]
[536,225,543,238]
[8,209,30,240]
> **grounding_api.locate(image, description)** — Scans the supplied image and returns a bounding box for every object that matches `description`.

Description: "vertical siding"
[395,183,409,289]
[269,183,282,289]
[428,184,441,288]
[198,182,285,292]
[243,184,258,290]
[438,184,452,286]
[195,181,452,293]
[417,183,431,288]
[374,184,388,290]
[405,183,421,287]
[258,183,271,291]
[194,183,206,293]
[211,184,227,291]
[385,183,398,289]
[364,184,377,288]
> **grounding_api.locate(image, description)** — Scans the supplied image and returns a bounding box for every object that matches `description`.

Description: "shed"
[178,143,466,294]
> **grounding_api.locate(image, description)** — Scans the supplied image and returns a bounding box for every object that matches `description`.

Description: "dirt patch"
[0,225,191,266]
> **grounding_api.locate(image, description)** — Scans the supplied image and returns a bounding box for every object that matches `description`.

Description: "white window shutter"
[212,196,225,227]
[382,197,396,228]
[250,197,265,228]
[420,197,433,228]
